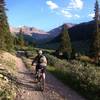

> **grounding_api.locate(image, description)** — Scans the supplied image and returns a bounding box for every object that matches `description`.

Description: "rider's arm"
[31,56,38,66]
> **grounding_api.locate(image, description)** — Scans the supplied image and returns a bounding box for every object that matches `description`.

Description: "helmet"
[38,50,43,55]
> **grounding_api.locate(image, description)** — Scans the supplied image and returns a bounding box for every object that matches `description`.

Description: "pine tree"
[0,0,13,51]
[90,0,100,57]
[18,28,24,47]
[59,24,72,59]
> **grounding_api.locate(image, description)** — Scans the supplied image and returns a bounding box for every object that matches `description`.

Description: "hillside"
[0,51,17,99]
[40,20,95,52]
[49,20,95,43]
[10,26,51,44]
[48,23,75,38]
[69,21,95,41]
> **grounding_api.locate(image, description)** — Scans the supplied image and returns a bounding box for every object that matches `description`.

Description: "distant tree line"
[15,28,36,49]
[15,28,25,47]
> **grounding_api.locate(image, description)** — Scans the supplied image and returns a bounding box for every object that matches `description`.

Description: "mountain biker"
[31,50,47,79]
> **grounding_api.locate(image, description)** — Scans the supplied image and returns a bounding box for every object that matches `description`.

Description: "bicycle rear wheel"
[40,76,45,91]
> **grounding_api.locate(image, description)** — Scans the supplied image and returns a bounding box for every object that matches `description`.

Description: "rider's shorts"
[39,65,46,73]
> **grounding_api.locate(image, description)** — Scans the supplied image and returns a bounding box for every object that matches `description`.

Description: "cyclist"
[32,50,47,79]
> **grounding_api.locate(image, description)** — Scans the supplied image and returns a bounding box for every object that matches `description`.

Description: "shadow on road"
[15,73,42,91]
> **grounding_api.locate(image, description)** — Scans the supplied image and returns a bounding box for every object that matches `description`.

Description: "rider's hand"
[32,63,36,66]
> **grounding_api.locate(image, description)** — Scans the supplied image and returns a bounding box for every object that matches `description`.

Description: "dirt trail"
[15,57,45,100]
[15,57,86,100]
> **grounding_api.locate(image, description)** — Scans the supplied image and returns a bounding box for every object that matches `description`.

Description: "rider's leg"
[42,66,46,80]
[43,73,45,79]
[35,65,39,74]
[35,65,39,80]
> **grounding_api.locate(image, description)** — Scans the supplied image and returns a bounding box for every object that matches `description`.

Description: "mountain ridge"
[10,21,95,44]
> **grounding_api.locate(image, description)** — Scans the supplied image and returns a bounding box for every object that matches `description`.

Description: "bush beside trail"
[46,54,100,100]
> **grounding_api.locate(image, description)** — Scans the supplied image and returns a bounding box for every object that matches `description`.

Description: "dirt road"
[15,57,86,100]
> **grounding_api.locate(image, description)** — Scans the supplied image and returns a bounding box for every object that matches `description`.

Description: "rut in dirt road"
[15,57,86,100]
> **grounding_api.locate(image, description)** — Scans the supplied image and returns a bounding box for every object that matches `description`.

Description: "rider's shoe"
[34,77,38,83]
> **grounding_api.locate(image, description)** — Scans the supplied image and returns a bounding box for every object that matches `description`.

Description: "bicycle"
[36,68,45,91]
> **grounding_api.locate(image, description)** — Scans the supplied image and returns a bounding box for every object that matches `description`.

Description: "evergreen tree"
[90,0,100,57]
[59,24,72,59]
[18,28,24,47]
[0,0,13,51]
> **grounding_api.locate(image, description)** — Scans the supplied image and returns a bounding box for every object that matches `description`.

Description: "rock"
[4,76,9,83]
[0,74,3,78]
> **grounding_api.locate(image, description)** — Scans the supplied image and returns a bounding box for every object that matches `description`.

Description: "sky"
[5,0,100,31]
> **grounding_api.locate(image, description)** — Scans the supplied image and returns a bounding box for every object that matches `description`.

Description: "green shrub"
[47,54,100,100]
[66,63,100,100]
[45,54,67,68]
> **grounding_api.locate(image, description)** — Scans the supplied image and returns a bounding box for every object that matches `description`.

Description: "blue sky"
[5,0,99,31]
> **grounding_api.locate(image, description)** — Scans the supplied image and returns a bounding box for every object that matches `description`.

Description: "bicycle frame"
[37,68,45,91]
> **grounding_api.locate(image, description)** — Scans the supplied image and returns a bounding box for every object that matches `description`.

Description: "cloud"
[88,13,95,18]
[46,0,82,19]
[61,10,72,18]
[68,0,84,10]
[61,9,80,18]
[74,14,80,18]
[46,1,59,10]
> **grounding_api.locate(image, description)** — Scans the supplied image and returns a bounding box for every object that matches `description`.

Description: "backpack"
[40,55,47,63]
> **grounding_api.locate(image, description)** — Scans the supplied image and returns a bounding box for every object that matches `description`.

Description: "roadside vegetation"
[45,54,100,100]
[0,51,17,100]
